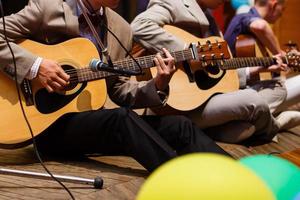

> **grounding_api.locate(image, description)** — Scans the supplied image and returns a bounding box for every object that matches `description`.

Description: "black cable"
[101,22,144,75]
[0,2,75,199]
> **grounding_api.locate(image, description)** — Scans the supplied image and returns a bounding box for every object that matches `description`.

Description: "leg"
[36,108,177,172]
[276,75,300,112]
[186,89,279,141]
[250,79,287,114]
[142,115,230,156]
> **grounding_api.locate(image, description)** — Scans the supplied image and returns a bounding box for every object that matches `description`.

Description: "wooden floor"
[1,126,300,199]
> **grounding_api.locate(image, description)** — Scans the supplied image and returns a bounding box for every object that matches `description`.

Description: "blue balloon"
[240,155,300,200]
[294,192,300,200]
[231,0,249,9]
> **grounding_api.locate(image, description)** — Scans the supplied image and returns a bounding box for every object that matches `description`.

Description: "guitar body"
[151,25,239,111]
[0,38,106,148]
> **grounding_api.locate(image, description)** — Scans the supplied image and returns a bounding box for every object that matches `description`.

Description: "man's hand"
[153,48,176,91]
[266,53,288,73]
[36,59,70,92]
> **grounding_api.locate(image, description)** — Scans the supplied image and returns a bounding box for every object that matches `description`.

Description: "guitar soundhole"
[194,69,225,90]
[35,62,87,115]
[62,64,78,90]
[204,64,220,75]
[35,82,87,114]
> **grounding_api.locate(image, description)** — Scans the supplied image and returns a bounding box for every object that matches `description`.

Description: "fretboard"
[71,48,194,83]
[220,57,287,70]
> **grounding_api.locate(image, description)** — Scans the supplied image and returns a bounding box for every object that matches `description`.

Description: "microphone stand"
[0,168,103,188]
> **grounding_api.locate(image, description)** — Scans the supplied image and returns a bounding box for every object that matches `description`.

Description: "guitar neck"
[73,48,195,83]
[220,56,287,70]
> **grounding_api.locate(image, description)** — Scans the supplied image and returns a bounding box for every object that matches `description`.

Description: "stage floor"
[1,126,300,199]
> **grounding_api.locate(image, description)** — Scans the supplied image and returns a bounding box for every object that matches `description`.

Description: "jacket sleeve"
[131,0,186,53]
[0,0,43,83]
[104,7,165,109]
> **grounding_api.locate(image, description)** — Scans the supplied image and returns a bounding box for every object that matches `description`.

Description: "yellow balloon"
[137,153,275,200]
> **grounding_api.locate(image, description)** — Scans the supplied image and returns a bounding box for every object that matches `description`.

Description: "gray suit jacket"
[0,0,163,108]
[131,0,247,87]
[132,0,210,53]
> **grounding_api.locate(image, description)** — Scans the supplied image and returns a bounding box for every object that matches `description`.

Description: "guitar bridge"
[21,79,34,106]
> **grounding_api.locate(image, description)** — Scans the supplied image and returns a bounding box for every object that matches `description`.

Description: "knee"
[108,107,133,123]
[168,115,195,135]
[172,115,193,126]
[242,92,270,118]
[250,97,270,114]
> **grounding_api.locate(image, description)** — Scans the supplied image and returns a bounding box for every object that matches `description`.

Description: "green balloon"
[240,155,300,200]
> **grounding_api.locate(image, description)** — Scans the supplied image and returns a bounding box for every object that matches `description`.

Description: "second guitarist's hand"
[36,59,70,93]
[153,48,176,91]
[249,53,288,76]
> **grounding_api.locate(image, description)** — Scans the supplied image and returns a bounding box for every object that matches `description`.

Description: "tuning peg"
[220,53,224,59]
[218,43,222,49]
[201,55,206,61]
[206,40,211,44]
[200,45,204,52]
[211,54,215,60]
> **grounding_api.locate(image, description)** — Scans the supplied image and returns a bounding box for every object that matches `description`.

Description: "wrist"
[154,76,169,91]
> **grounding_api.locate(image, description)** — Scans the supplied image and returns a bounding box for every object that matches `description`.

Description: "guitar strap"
[76,0,109,60]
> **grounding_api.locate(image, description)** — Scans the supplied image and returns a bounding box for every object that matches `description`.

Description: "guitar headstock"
[196,38,231,66]
[287,53,300,71]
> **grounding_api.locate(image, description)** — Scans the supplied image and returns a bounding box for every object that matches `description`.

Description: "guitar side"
[154,25,239,111]
[0,38,106,148]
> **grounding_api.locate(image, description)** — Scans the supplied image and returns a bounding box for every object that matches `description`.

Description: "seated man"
[0,0,229,173]
[131,0,287,143]
[225,0,300,130]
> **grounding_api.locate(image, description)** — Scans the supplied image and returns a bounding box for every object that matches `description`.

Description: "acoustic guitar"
[146,26,300,111]
[0,37,232,148]
[2,37,299,148]
[235,34,300,80]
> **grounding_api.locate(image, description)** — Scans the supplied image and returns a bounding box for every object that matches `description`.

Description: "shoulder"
[27,0,64,16]
[105,8,130,29]
[147,0,183,10]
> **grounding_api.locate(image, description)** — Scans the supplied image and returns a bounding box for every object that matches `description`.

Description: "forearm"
[131,0,186,53]
[0,38,38,82]
[250,20,281,54]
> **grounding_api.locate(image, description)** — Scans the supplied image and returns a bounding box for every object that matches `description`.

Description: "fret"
[243,58,248,67]
[230,59,235,68]
[268,58,273,65]
[263,58,268,67]
[258,58,263,66]
[228,59,234,69]
[233,59,239,69]
[128,59,134,71]
[181,50,186,62]
[125,58,130,71]
[250,57,255,66]
[237,58,242,69]
[240,58,245,68]
[246,57,251,67]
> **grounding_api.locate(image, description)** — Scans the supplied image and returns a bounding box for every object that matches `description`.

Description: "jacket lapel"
[63,0,80,36]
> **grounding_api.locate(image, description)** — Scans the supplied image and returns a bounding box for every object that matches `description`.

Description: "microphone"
[89,59,142,76]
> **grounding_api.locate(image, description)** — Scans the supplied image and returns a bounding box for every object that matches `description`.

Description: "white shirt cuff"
[26,57,42,79]
[246,67,250,81]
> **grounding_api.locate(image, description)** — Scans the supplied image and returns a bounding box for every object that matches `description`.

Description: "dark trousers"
[36,108,229,172]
